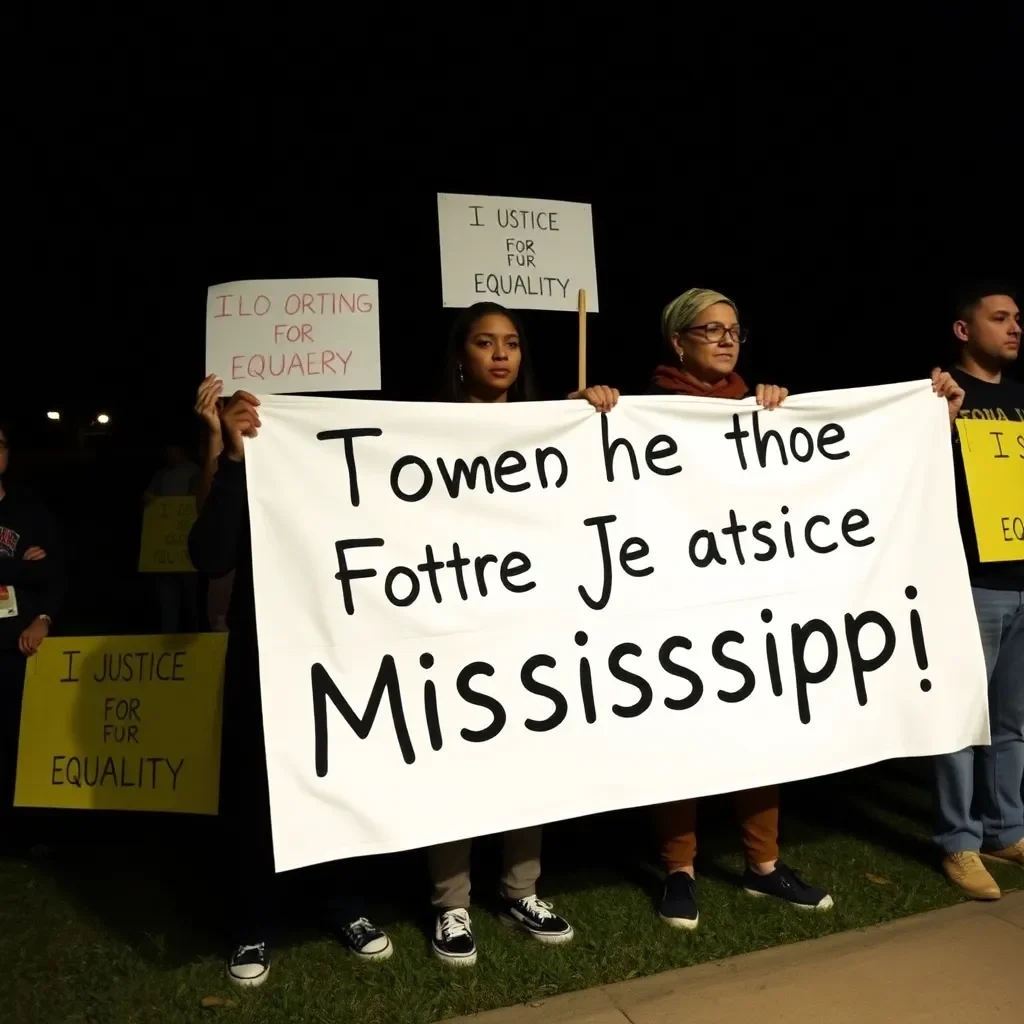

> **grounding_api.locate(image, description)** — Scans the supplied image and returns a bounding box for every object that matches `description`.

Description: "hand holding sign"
[19,617,49,656]
[221,392,262,462]
[195,375,224,436]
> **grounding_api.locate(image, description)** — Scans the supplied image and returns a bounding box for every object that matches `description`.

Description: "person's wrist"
[37,614,52,627]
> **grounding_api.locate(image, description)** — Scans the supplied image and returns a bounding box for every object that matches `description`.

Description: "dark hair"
[0,420,9,447]
[952,281,1018,325]
[440,302,538,403]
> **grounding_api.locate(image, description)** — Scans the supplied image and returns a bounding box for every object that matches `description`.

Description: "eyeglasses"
[684,323,748,345]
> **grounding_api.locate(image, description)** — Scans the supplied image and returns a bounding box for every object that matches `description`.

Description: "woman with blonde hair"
[650,287,834,930]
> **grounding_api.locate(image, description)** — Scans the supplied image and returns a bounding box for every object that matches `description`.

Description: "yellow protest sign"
[14,633,226,814]
[139,497,197,572]
[956,417,1024,563]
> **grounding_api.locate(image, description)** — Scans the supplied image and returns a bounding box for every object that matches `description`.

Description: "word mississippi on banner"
[244,383,989,872]
[15,633,226,814]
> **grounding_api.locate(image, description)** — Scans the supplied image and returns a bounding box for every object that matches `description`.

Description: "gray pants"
[427,826,542,909]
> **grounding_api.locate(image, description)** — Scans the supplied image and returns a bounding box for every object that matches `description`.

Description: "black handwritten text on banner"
[245,384,989,872]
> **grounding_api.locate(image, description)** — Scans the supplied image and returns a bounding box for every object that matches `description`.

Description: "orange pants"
[654,784,780,872]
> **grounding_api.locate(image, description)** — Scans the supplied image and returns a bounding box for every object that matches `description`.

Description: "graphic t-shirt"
[950,368,1024,591]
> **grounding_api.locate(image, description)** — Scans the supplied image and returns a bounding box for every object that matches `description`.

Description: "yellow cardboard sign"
[14,633,226,814]
[139,497,197,572]
[956,417,1024,563]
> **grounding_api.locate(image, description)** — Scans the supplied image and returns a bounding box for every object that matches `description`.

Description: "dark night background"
[6,18,1021,636]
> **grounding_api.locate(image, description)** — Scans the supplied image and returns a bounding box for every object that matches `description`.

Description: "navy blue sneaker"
[659,871,699,930]
[743,862,833,910]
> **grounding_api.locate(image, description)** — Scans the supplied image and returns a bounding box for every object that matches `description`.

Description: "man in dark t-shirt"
[934,285,1023,899]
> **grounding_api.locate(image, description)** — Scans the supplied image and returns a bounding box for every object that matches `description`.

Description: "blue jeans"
[934,588,1024,853]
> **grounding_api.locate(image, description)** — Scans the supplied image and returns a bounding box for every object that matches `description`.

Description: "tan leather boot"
[942,852,1001,899]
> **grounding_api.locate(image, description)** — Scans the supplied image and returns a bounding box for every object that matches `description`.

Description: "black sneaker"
[339,917,393,961]
[743,861,834,910]
[432,908,477,966]
[659,871,699,930]
[500,895,574,944]
[226,940,271,989]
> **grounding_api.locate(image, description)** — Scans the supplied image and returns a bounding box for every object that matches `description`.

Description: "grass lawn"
[2,762,1020,1024]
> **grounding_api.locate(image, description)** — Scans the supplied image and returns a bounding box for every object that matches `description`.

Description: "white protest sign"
[206,278,381,394]
[437,193,599,312]
[245,383,989,872]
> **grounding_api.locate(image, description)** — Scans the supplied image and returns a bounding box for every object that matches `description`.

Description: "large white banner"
[245,383,989,872]
[437,193,599,311]
[206,277,381,394]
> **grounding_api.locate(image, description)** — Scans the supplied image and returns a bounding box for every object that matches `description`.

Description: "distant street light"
[46,411,60,421]
[96,413,111,425]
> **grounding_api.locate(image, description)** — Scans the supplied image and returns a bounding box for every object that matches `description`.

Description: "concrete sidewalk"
[445,892,1023,1024]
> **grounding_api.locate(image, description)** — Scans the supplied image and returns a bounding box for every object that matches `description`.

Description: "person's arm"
[0,543,63,586]
[189,388,260,577]
[188,453,247,578]
[31,504,65,624]
[196,451,218,513]
[194,374,225,513]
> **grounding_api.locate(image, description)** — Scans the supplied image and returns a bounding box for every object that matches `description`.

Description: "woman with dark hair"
[427,302,616,967]
[439,301,618,410]
[649,287,833,932]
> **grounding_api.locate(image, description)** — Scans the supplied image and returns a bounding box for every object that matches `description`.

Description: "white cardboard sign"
[206,277,380,394]
[437,193,599,312]
[244,383,988,872]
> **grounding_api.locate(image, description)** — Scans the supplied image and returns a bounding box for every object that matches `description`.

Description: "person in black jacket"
[0,421,66,836]
[188,393,393,989]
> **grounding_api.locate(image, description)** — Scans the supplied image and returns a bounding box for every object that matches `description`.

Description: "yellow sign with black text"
[956,418,1024,563]
[139,497,197,572]
[14,634,226,814]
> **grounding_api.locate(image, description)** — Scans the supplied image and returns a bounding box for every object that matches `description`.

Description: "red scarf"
[651,365,748,400]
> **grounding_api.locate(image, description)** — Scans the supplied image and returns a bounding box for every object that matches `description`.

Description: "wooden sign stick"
[577,288,587,393]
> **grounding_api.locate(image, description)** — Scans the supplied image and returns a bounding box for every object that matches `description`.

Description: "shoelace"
[234,942,265,959]
[344,917,376,940]
[518,896,556,921]
[441,909,472,939]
